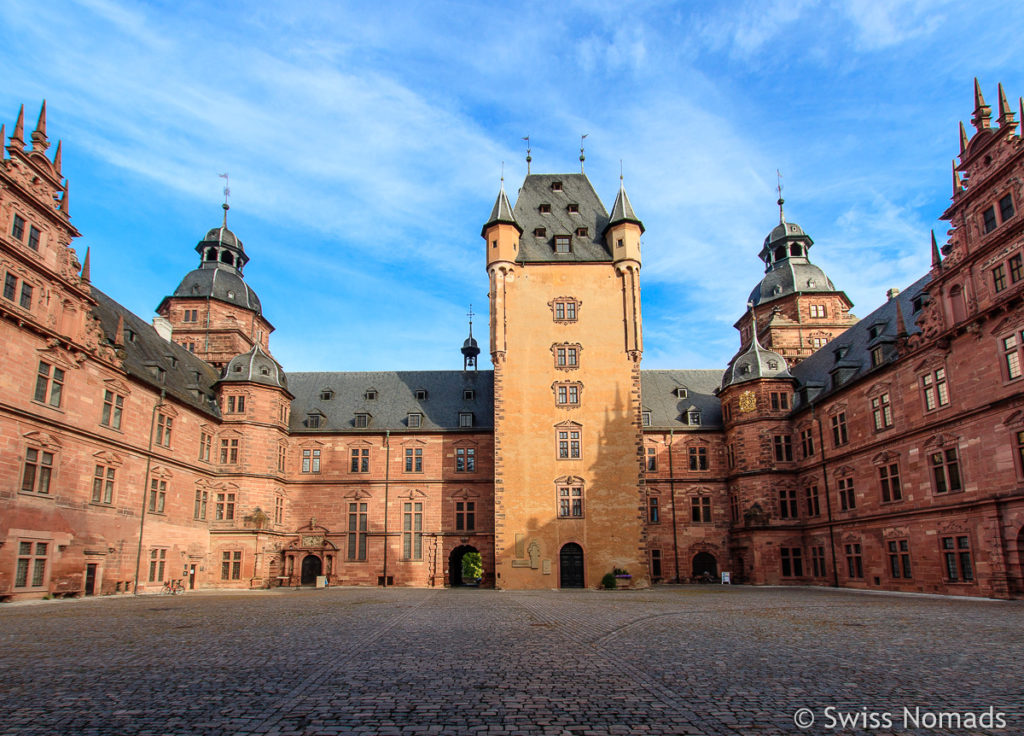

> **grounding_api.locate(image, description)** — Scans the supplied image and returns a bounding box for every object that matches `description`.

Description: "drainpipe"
[382,430,390,588]
[133,389,165,594]
[666,429,679,583]
[811,401,840,588]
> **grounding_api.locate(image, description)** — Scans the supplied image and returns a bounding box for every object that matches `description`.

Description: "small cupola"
[721,313,793,389]
[219,343,287,389]
[461,306,481,371]
[197,203,248,275]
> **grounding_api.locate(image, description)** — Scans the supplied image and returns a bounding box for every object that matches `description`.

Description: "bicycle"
[161,579,185,595]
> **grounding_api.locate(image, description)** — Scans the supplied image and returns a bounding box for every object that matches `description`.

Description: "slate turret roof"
[512,174,614,263]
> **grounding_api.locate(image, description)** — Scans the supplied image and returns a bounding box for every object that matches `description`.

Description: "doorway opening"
[449,545,482,587]
[559,543,584,588]
[300,554,322,585]
[84,564,97,596]
[692,552,718,582]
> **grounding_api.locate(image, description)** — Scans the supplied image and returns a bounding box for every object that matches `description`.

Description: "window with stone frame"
[92,464,116,504]
[645,495,660,523]
[800,427,815,457]
[11,213,26,240]
[455,500,475,531]
[773,435,793,462]
[983,205,998,233]
[557,481,584,518]
[837,476,855,511]
[194,489,208,520]
[551,297,579,322]
[221,551,242,580]
[15,540,49,589]
[769,391,789,411]
[780,548,803,577]
[33,360,64,408]
[456,446,476,472]
[941,536,973,582]
[691,496,712,523]
[1015,430,1024,477]
[278,445,287,472]
[809,304,827,318]
[21,447,54,495]
[1011,254,1024,284]
[274,495,284,524]
[888,539,912,578]
[148,548,166,582]
[993,263,1008,292]
[844,543,863,578]
[302,448,321,473]
[402,502,423,559]
[877,462,902,502]
[148,478,167,514]
[225,395,246,414]
[100,389,124,429]
[3,272,16,301]
[554,382,581,406]
[155,414,173,447]
[921,366,950,408]
[999,193,1015,222]
[553,343,581,369]
[778,488,798,519]
[805,485,821,517]
[556,424,582,460]
[811,546,827,577]
[688,445,708,471]
[220,438,239,464]
[348,502,368,560]
[646,446,657,472]
[404,447,423,473]
[1000,332,1024,381]
[215,491,235,520]
[350,447,370,473]
[871,393,893,430]
[650,549,663,579]
[831,411,848,446]
[929,446,962,494]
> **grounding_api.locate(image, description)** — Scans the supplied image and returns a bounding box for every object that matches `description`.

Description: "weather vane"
[776,169,785,223]
[522,136,531,174]
[218,172,230,205]
[580,134,588,173]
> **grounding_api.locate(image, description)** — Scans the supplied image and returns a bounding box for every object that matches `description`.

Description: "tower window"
[567,203,579,214]
[364,390,377,401]
[220,251,235,266]
[551,181,562,192]
[554,235,571,253]
[320,389,334,401]
[414,389,428,400]
[534,227,547,237]
[575,227,588,237]
[538,204,551,214]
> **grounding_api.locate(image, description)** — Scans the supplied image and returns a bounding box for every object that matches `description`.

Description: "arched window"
[220,251,234,266]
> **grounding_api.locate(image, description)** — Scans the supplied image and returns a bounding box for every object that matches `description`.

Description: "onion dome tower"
[461,307,480,371]
[157,203,274,369]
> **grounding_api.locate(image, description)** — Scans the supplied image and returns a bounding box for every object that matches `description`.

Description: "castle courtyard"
[0,587,1020,735]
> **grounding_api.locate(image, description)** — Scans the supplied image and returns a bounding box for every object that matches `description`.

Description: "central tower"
[484,173,647,589]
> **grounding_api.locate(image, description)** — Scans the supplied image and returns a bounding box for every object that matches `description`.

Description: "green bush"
[601,572,617,589]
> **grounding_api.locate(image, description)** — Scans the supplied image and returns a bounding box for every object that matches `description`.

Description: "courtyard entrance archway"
[560,543,585,588]
[301,554,322,585]
[448,545,481,587]
[692,552,718,582]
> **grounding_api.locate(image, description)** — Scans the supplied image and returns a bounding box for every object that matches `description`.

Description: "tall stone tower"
[156,204,273,369]
[484,173,648,589]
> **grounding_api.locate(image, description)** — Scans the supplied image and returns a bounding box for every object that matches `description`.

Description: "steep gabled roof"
[513,174,613,263]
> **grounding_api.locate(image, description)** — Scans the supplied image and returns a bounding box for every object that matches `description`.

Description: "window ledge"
[18,490,53,499]
[29,400,63,413]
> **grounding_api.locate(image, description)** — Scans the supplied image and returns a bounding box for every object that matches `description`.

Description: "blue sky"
[2,0,1023,372]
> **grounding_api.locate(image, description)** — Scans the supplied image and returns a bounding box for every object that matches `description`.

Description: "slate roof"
[607,183,644,234]
[640,370,724,430]
[168,265,263,316]
[288,371,494,433]
[481,184,520,236]
[747,258,838,307]
[222,343,288,391]
[90,287,222,418]
[512,174,614,263]
[791,274,931,408]
[720,332,793,389]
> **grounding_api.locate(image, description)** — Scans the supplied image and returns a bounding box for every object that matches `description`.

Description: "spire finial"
[776,169,785,224]
[11,104,24,145]
[80,246,91,282]
[31,100,48,152]
[997,83,1017,130]
[500,161,504,185]
[467,303,475,337]
[218,173,230,227]
[952,159,963,197]
[59,180,69,216]
[579,133,588,173]
[895,294,909,339]
[522,136,531,175]
[972,78,992,131]
[959,121,968,154]
[53,140,62,175]
[619,159,623,182]
[931,230,942,269]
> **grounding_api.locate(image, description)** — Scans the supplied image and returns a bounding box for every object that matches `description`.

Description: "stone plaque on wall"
[302,535,324,547]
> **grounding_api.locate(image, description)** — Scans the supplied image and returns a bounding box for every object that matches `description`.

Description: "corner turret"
[483,181,522,269]
[605,179,643,266]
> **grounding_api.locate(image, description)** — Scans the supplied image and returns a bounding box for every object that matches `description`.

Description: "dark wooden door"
[84,564,97,596]
[559,543,584,588]
[301,555,322,585]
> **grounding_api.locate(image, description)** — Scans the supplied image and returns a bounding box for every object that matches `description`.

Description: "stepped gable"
[287,370,494,432]
[90,287,222,416]
[512,173,613,263]
[791,273,931,407]
[639,370,724,429]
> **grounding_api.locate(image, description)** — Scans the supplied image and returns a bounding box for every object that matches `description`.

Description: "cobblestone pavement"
[1,586,1021,736]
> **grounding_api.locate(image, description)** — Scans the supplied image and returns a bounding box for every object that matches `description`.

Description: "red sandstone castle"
[3,82,1024,600]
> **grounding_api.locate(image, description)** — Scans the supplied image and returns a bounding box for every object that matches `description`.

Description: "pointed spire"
[481,177,521,236]
[53,140,62,175]
[10,104,24,145]
[972,78,992,131]
[997,83,1016,130]
[607,180,644,233]
[895,296,909,339]
[0,124,5,158]
[59,180,69,216]
[959,121,968,154]
[31,100,48,152]
[80,247,91,282]
[931,230,942,270]
[114,314,125,347]
[952,160,962,197]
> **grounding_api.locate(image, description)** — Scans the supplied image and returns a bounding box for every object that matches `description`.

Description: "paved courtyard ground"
[0,586,1021,736]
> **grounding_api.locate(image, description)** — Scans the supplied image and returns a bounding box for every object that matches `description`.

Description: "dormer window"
[551,181,562,192]
[576,227,588,237]
[674,387,688,398]
[260,366,269,376]
[306,414,322,429]
[642,411,652,427]
[414,389,428,400]
[807,279,816,288]
[459,412,474,427]
[688,410,702,425]
[364,390,377,401]
[534,227,546,237]
[834,346,849,361]
[567,203,579,214]
[538,204,551,214]
[554,235,571,254]
[408,413,422,428]
[463,389,476,400]
[912,295,925,312]
[767,360,779,371]
[320,389,334,401]
[354,413,370,428]
[868,323,887,340]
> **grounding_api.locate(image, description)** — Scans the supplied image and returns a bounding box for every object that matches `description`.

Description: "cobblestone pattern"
[0,586,1021,735]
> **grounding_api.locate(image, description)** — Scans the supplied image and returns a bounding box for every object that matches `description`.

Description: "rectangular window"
[220,438,239,464]
[811,546,826,578]
[459,412,474,427]
[557,428,581,459]
[558,485,583,518]
[278,445,286,472]
[650,549,662,579]
[221,551,242,580]
[648,496,660,523]
[348,502,367,560]
[194,490,208,520]
[805,486,821,517]
[302,448,321,473]
[691,496,712,523]
[402,502,423,560]
[19,282,32,309]
[800,428,815,458]
[199,432,212,462]
[456,447,476,472]
[838,477,855,511]
[155,415,173,447]
[407,413,421,428]
[101,390,124,429]
[92,464,115,504]
[553,299,578,322]
[148,548,166,583]
[646,446,657,471]
[769,392,789,410]
[942,536,973,582]
[1011,254,1024,284]
[405,447,423,472]
[3,273,16,300]
[11,214,25,240]
[888,540,912,578]
[809,304,826,318]
[999,193,1014,222]
[773,435,793,462]
[148,479,166,514]
[554,235,571,253]
[831,412,848,446]
[226,395,246,413]
[274,496,284,524]
[879,463,902,502]
[921,367,951,408]
[930,447,962,494]
[778,488,798,519]
[354,414,369,428]
[1002,334,1022,380]
[845,543,863,578]
[25,223,39,250]
[455,501,475,531]
[350,448,370,473]
[993,264,1008,292]
[983,206,998,233]
[15,541,49,588]
[871,393,893,430]
[780,548,803,577]
[688,446,708,471]
[21,448,53,495]
[33,361,64,407]
[215,492,235,520]
[726,443,735,469]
